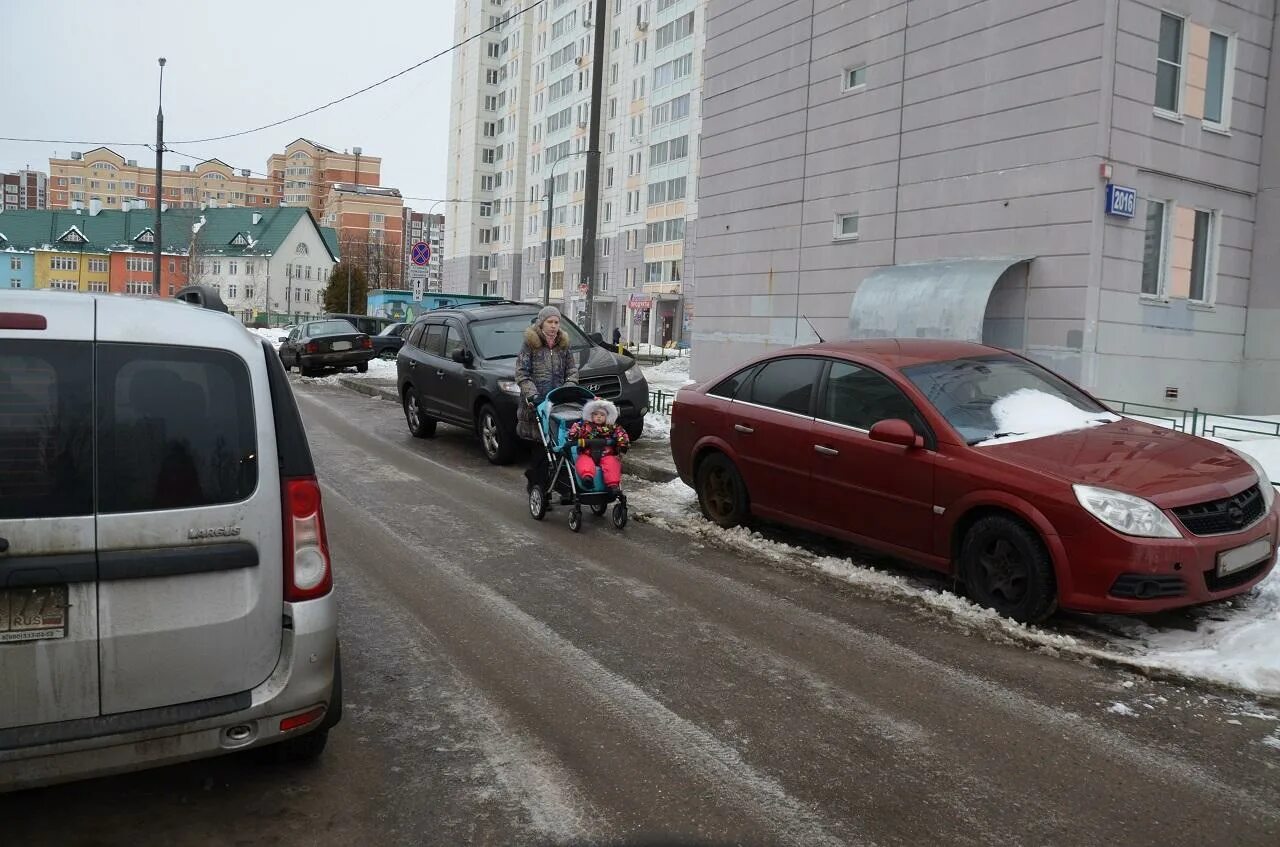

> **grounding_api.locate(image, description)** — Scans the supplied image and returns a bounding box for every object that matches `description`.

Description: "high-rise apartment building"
[2,169,47,210]
[446,0,707,345]
[267,138,383,223]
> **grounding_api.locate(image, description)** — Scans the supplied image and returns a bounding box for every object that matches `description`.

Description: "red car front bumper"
[1053,508,1278,615]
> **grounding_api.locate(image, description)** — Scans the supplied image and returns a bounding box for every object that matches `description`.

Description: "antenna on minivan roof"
[802,315,825,344]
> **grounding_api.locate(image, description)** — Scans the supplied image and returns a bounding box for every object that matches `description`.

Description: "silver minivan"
[0,290,340,792]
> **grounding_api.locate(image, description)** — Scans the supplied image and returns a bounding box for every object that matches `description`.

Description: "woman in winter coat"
[515,306,579,441]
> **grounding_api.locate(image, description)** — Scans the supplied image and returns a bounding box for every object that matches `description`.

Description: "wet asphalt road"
[4,379,1280,847]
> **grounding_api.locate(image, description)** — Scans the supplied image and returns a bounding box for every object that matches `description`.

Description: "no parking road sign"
[411,241,432,266]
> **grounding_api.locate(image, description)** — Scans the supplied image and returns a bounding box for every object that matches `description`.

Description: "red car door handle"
[734,424,754,434]
[814,444,839,456]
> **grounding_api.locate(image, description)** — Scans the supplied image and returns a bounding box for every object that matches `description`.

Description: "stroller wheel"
[528,485,548,521]
[612,503,629,530]
[568,507,583,533]
[590,502,608,517]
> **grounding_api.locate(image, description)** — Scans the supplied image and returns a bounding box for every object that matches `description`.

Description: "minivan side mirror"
[869,419,923,449]
[451,348,474,366]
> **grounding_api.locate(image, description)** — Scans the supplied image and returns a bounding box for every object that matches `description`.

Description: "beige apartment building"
[267,138,383,223]
[48,147,276,212]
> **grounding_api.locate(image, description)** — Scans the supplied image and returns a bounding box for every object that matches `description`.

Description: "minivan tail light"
[0,313,48,331]
[283,476,332,602]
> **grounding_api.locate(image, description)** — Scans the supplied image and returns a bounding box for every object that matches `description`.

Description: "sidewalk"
[334,376,679,484]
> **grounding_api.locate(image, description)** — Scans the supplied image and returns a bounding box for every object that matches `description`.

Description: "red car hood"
[981,419,1258,508]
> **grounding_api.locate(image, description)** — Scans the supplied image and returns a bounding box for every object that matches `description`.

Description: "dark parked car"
[372,322,409,360]
[671,339,1277,622]
[324,313,393,336]
[279,319,375,376]
[397,303,649,464]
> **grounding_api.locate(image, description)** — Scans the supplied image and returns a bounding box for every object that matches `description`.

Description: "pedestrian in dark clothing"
[515,305,579,441]
[612,326,622,351]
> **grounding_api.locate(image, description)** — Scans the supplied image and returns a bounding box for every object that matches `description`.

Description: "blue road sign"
[411,241,431,266]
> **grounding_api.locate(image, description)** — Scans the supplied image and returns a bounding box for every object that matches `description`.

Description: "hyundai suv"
[0,288,340,792]
[397,302,649,463]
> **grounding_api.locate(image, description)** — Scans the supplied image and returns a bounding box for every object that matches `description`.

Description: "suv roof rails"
[441,299,530,310]
[173,284,230,313]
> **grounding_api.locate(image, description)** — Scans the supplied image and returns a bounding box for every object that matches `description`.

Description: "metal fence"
[649,389,677,416]
[1101,399,1280,441]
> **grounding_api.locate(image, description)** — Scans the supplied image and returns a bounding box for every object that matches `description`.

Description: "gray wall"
[695,0,1108,382]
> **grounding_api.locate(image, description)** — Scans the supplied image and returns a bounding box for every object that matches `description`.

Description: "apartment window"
[306,266,313,280]
[305,290,312,303]
[480,202,493,218]
[604,201,613,222]
[50,256,78,271]
[245,285,255,300]
[246,261,254,275]
[1155,13,1184,113]
[1142,201,1216,302]
[10,279,21,288]
[843,65,867,91]
[1204,31,1233,128]
[483,148,496,164]
[9,257,21,270]
[88,281,108,293]
[88,258,108,273]
[229,260,238,275]
[479,229,493,244]
[484,121,497,137]
[481,175,495,191]
[228,283,238,299]
[645,262,663,283]
[124,281,154,295]
[834,213,859,240]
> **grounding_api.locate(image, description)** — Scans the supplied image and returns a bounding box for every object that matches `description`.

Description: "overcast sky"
[1,0,457,206]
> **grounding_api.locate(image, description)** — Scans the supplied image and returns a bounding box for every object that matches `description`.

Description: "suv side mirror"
[869,419,923,449]
[451,348,474,366]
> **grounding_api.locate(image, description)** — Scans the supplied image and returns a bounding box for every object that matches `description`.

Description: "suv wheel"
[479,403,516,465]
[960,516,1057,623]
[695,453,749,528]
[625,421,644,442]
[403,388,437,438]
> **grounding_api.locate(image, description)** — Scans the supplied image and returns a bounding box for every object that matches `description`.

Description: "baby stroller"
[526,385,629,532]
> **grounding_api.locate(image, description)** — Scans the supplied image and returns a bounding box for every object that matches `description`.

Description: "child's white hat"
[582,398,619,425]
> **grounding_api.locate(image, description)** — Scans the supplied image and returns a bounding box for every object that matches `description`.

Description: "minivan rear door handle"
[814,444,840,456]
[734,424,754,434]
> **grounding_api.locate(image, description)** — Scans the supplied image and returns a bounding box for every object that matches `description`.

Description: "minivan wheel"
[356,362,369,374]
[695,453,749,528]
[403,389,437,438]
[479,404,516,465]
[960,516,1057,624]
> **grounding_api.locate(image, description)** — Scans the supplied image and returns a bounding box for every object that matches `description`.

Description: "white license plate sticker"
[1217,538,1272,577]
[0,585,69,643]
[332,341,352,351]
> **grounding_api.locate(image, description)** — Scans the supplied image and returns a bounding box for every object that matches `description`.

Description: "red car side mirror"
[869,419,923,449]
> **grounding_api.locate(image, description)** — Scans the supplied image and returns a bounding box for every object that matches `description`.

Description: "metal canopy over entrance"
[848,256,1035,343]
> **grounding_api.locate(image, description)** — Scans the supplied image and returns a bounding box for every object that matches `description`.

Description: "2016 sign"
[1106,184,1137,218]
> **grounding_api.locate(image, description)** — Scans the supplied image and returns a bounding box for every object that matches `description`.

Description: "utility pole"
[351,147,362,314]
[579,0,608,334]
[154,57,166,295]
[543,172,554,305]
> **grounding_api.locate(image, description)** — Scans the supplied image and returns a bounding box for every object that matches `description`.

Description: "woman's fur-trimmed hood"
[523,325,571,350]
[582,398,620,425]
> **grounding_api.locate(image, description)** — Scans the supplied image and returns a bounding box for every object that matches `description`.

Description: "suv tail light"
[360,336,373,350]
[305,341,320,354]
[283,476,332,602]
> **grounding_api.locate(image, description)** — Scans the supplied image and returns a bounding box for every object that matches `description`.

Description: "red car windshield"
[902,354,1107,445]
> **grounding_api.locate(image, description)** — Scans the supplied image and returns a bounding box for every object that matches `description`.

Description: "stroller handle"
[544,384,599,404]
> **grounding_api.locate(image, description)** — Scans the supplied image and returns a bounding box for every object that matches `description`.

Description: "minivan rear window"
[0,340,93,519]
[97,344,258,513]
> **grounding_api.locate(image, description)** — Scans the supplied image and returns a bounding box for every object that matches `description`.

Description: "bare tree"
[340,232,405,292]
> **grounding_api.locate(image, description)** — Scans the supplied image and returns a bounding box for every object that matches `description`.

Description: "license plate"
[332,341,352,351]
[1217,538,1272,577]
[0,585,69,643]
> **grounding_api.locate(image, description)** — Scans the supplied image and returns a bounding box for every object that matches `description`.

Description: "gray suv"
[0,288,340,792]
[397,302,650,464]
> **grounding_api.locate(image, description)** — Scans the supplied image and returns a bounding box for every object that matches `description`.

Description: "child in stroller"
[526,385,629,532]
[567,398,631,492]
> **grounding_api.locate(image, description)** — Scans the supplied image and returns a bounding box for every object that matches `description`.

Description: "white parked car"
[0,287,341,792]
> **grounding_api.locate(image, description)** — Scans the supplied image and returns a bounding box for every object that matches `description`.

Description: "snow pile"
[976,389,1119,446]
[296,356,397,384]
[1215,437,1280,486]
[246,326,287,350]
[625,476,1280,699]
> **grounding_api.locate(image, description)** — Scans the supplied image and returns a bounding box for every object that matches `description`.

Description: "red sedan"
[670,340,1277,622]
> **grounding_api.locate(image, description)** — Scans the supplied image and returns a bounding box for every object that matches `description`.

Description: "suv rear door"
[93,300,283,714]
[0,295,99,730]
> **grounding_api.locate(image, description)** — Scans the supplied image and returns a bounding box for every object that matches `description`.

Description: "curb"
[332,376,679,484]
[338,377,398,403]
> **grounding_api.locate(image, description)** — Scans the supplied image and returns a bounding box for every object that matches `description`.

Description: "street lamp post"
[542,150,594,306]
[154,58,166,295]
[350,146,362,314]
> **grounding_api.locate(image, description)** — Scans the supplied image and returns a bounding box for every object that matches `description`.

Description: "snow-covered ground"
[296,356,398,385]
[623,374,1280,699]
[641,357,695,438]
[246,326,287,351]
[632,343,688,360]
